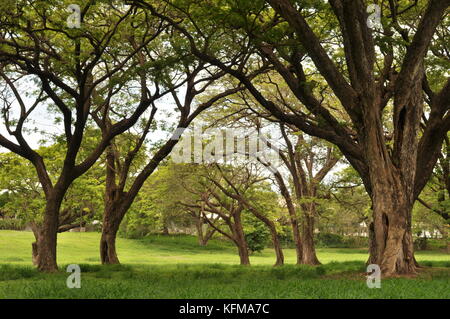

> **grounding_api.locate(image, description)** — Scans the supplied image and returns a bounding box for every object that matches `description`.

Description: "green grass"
[0,230,449,298]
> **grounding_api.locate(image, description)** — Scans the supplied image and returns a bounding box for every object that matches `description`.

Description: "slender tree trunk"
[233,215,250,265]
[236,239,250,265]
[200,237,208,246]
[270,228,284,266]
[162,224,170,235]
[291,219,303,264]
[275,173,302,263]
[195,218,206,246]
[30,223,39,266]
[100,206,122,265]
[255,217,284,266]
[301,204,320,265]
[202,228,216,246]
[246,205,284,266]
[283,196,302,264]
[100,144,124,264]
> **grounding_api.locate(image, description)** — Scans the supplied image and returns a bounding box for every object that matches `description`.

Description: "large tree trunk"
[369,170,418,276]
[100,231,119,264]
[362,70,423,276]
[367,178,419,276]
[35,198,61,272]
[368,212,419,271]
[100,185,127,264]
[300,204,320,265]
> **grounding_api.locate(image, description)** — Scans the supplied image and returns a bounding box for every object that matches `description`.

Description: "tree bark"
[252,214,284,266]
[100,144,124,264]
[35,197,61,272]
[369,175,418,275]
[195,218,206,246]
[291,219,303,265]
[100,206,122,265]
[270,227,284,266]
[30,223,40,266]
[367,221,376,265]
[245,204,284,266]
[233,214,250,265]
[100,231,120,264]
[274,171,302,264]
[300,204,320,265]
[31,241,39,266]
[236,239,250,265]
[166,0,449,276]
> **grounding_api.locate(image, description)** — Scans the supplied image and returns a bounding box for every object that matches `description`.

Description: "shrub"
[414,237,428,250]
[245,223,270,253]
[315,233,369,248]
[0,218,26,230]
[119,223,152,239]
[427,239,448,251]
[245,231,269,253]
[315,232,344,247]
[342,236,369,248]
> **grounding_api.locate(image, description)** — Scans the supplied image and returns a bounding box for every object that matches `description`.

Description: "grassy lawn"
[0,230,449,298]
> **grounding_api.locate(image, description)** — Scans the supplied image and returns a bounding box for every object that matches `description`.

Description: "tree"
[179,165,252,265]
[0,0,180,271]
[210,164,285,266]
[326,166,371,237]
[199,92,340,265]
[415,135,450,251]
[146,162,218,244]
[274,127,339,265]
[94,33,243,263]
[140,0,450,275]
[0,141,104,264]
[180,162,285,266]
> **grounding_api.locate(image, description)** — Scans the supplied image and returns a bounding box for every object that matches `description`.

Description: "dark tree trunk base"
[100,233,120,265]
